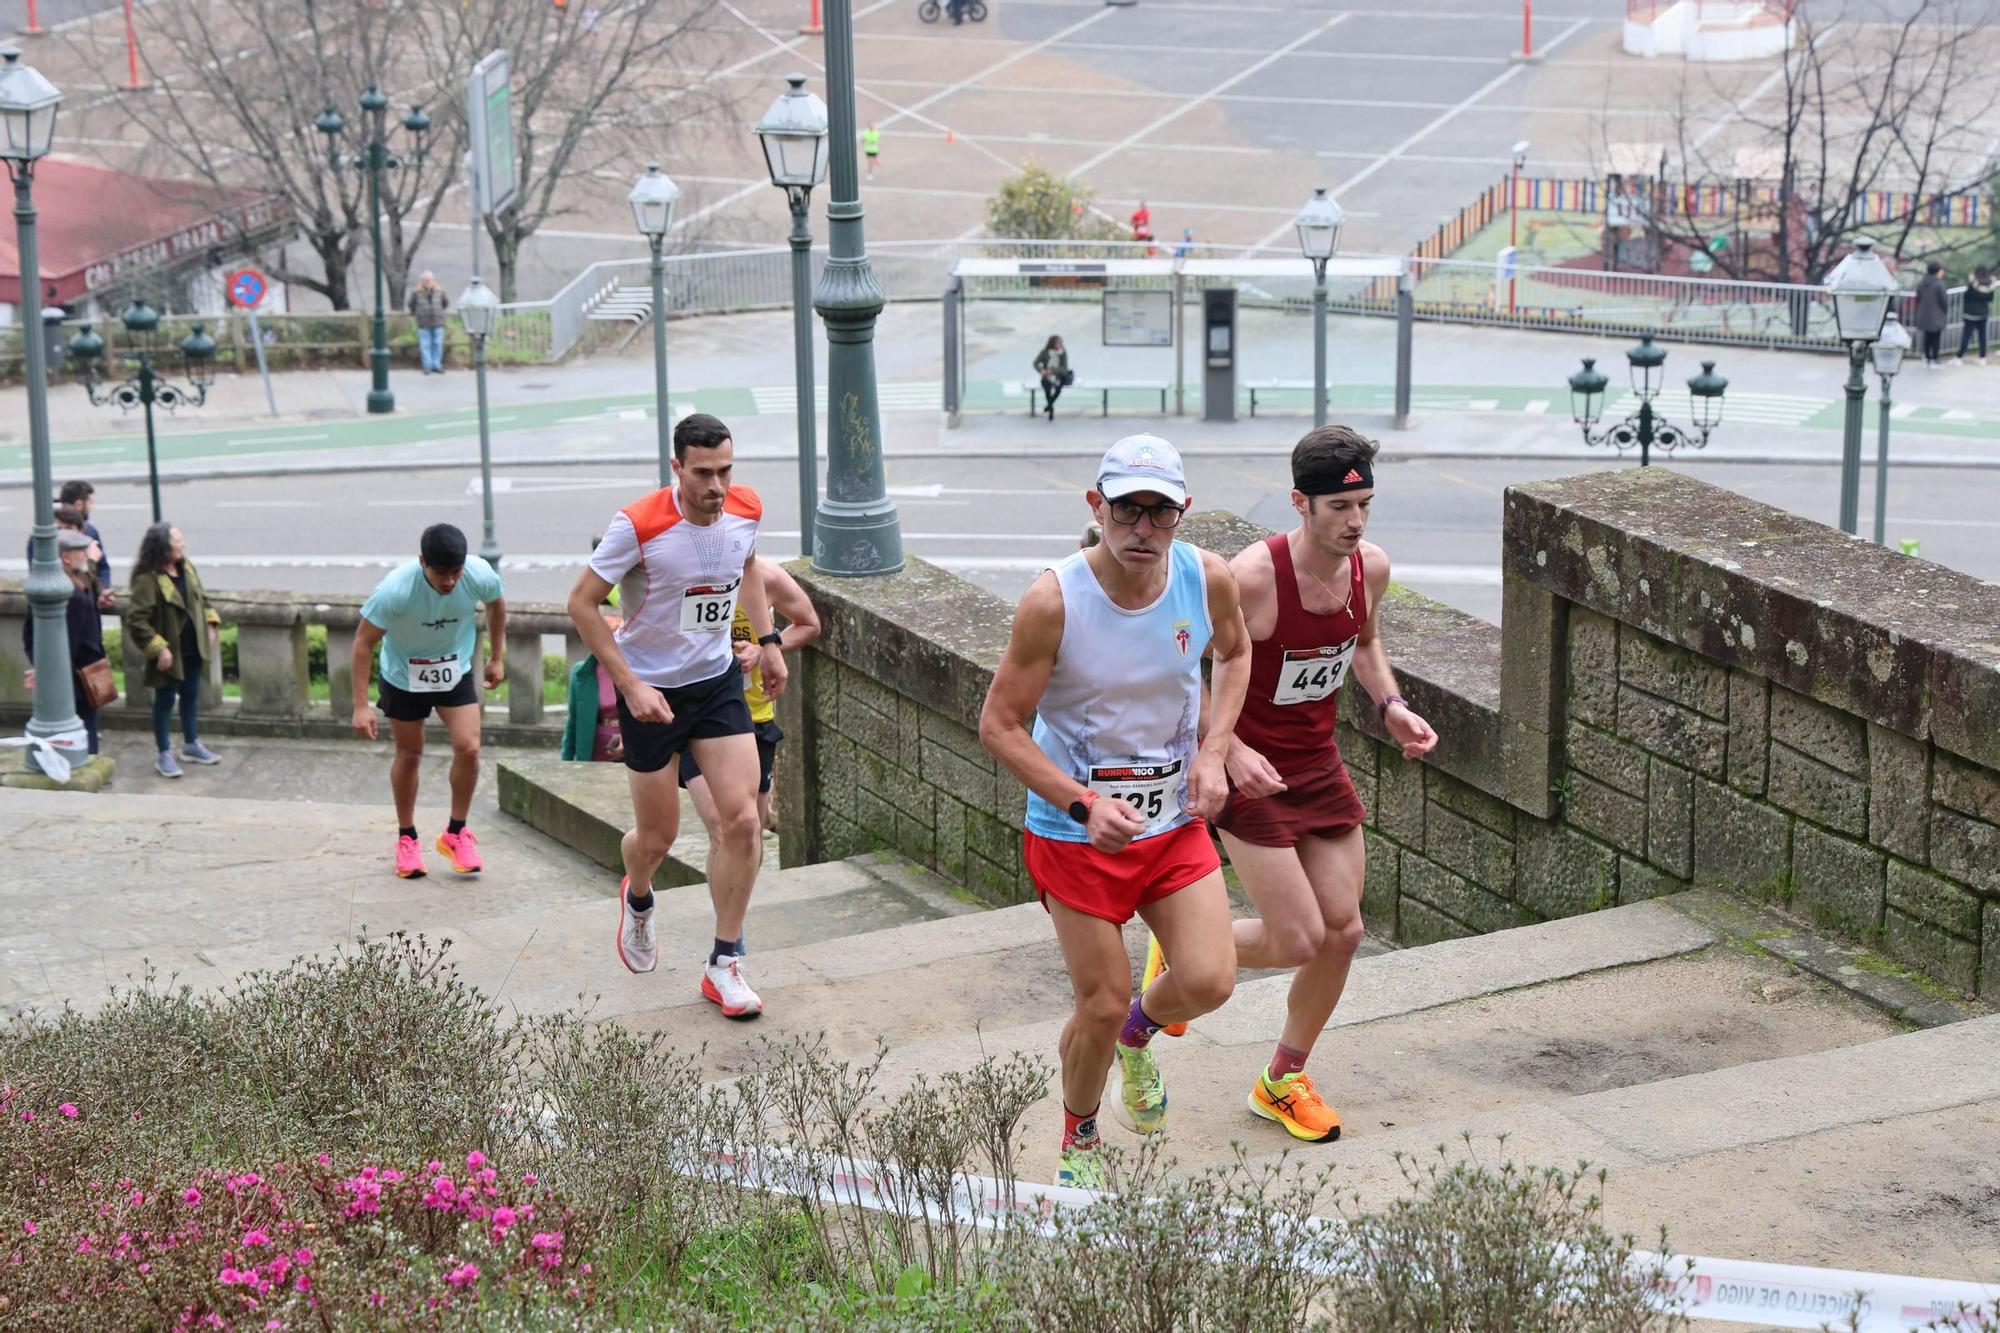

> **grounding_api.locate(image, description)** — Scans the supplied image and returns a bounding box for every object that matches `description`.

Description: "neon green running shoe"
[1115,1042,1168,1136]
[1056,1139,1106,1191]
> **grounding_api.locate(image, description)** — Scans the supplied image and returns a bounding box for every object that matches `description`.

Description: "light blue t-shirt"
[361,557,503,691]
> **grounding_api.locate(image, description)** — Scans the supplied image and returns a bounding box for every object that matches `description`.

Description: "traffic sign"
[225,267,267,309]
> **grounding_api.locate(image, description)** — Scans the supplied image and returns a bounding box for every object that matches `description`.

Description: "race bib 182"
[680,578,741,633]
[1271,639,1357,706]
[1087,759,1184,829]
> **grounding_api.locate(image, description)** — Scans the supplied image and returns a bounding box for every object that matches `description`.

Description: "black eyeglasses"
[1105,498,1187,528]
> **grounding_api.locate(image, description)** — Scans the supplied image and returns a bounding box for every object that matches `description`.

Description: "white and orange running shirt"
[588,484,762,689]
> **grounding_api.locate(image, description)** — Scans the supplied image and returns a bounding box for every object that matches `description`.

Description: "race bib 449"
[1272,639,1356,706]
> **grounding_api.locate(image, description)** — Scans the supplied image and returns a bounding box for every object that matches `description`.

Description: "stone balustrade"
[0,584,581,743]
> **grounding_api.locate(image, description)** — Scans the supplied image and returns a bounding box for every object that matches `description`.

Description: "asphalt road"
[14,450,1995,627]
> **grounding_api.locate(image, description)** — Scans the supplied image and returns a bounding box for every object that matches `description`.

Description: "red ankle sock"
[1062,1104,1100,1149]
[1268,1042,1309,1081]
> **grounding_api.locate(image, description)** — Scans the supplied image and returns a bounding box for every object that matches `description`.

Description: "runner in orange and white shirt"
[566,413,787,1018]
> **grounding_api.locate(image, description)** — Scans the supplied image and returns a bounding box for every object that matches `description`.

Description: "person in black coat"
[22,527,108,755]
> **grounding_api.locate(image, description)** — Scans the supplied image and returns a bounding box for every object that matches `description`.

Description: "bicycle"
[918,0,988,21]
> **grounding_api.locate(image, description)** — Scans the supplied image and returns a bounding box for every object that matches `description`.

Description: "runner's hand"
[734,640,761,674]
[625,682,674,725]
[353,702,379,741]
[1225,740,1287,799]
[484,656,507,690]
[1185,748,1230,820]
[1086,796,1148,854]
[759,642,789,700]
[1385,702,1438,761]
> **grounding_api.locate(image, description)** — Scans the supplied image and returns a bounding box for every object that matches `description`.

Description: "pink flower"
[521,1172,538,1186]
[58,1103,78,1119]
[17,1110,32,1123]
[182,1188,201,1206]
[266,1321,284,1331]
[464,1150,487,1170]
[490,1206,517,1232]
[530,1231,563,1251]
[444,1261,480,1288]
[22,1220,36,1236]
[242,1228,271,1247]
[293,1247,315,1265]
[315,1154,331,1168]
[219,1266,243,1285]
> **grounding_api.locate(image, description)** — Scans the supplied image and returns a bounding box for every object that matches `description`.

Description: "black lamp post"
[628,161,682,487]
[1823,237,1898,535]
[69,302,216,523]
[316,89,429,415]
[755,73,830,559]
[1568,334,1726,467]
[0,43,84,768]
[1868,307,1911,546]
[1293,185,1343,429]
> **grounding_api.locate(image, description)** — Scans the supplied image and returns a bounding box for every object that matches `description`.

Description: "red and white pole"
[121,0,147,91]
[22,0,44,36]
[801,0,823,35]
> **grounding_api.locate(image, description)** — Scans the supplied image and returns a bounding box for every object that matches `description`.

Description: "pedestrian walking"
[1172,227,1195,260]
[1033,335,1071,421]
[862,124,881,181]
[58,480,112,597]
[1955,265,1993,366]
[408,272,451,375]
[22,528,111,756]
[124,522,222,778]
[978,434,1254,1188]
[352,524,508,879]
[1913,261,1949,368]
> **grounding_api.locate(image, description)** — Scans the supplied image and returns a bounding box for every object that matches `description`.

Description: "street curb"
[6,446,2000,490]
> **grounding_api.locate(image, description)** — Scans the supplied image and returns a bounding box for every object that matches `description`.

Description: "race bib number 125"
[1272,639,1357,706]
[1087,759,1184,829]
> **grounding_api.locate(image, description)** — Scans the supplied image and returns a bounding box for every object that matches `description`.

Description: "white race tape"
[688,1142,1998,1331]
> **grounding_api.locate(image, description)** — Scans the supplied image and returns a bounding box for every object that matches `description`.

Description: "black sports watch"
[1068,791,1098,825]
[757,631,783,647]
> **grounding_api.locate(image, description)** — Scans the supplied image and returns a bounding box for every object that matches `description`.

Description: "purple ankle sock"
[1117,995,1162,1049]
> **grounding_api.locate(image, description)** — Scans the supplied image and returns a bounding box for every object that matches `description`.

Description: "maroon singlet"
[1235,533,1368,779]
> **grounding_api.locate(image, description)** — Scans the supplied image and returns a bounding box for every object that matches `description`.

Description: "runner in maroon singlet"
[1143,424,1436,1142]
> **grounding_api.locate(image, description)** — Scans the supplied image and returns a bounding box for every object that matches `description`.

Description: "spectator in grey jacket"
[408,272,451,375]
[1912,261,1949,368]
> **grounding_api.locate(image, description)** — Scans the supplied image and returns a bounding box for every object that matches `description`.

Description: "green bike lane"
[6,376,2000,477]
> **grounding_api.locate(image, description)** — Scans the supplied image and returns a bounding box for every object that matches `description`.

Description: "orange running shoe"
[1140,934,1188,1037]
[1248,1070,1343,1143]
[435,827,484,874]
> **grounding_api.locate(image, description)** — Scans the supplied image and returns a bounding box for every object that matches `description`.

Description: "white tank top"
[1024,541,1212,843]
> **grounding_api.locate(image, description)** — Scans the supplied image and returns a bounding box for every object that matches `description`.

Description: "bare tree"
[460,0,729,301]
[1614,0,2000,285]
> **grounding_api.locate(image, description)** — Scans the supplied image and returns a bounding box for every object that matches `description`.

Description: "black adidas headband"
[1295,457,1375,496]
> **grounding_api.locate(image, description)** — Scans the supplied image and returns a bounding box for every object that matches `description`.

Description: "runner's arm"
[739,549,787,699]
[1190,549,1254,815]
[763,562,820,651]
[1350,544,1437,760]
[352,619,386,739]
[483,597,508,688]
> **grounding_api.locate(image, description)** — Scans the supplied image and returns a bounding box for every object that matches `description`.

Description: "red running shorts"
[1212,758,1368,849]
[1023,819,1223,926]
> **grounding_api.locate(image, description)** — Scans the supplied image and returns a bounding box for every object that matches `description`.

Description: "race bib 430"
[406,653,463,693]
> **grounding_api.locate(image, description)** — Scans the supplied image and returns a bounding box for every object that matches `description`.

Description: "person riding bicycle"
[946,0,967,21]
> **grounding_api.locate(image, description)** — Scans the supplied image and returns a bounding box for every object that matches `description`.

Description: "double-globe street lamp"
[1567,333,1728,467]
[754,73,830,559]
[0,44,83,768]
[316,88,430,415]
[1294,186,1344,429]
[68,302,216,524]
[1868,307,1912,547]
[456,275,503,566]
[1822,236,1899,536]
[629,162,682,487]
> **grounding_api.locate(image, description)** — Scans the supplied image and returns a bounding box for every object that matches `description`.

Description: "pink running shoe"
[435,828,484,874]
[394,834,427,879]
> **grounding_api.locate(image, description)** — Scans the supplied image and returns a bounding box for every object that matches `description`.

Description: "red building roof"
[0,157,288,307]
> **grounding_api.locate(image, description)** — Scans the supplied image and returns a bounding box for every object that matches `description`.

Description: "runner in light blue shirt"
[351,524,507,880]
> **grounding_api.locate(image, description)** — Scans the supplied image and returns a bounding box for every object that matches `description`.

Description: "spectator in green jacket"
[123,522,222,779]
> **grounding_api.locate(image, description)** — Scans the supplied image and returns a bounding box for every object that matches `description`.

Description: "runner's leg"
[1132,870,1235,1024]
[436,702,481,823]
[389,716,426,830]
[622,762,683,897]
[683,732,761,943]
[1046,896,1134,1121]
[1226,828,1365,1052]
[1220,832,1325,972]
[684,770,725,852]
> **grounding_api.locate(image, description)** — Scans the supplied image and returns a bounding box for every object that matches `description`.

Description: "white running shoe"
[701,955,763,1020]
[616,876,657,974]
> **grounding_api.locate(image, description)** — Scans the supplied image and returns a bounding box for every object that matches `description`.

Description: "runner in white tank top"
[979,434,1256,1191]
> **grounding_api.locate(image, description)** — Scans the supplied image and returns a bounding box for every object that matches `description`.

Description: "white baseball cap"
[1094,433,1188,507]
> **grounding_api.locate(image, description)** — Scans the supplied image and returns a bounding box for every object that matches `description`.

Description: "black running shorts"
[378,674,479,722]
[678,718,783,793]
[616,664,754,774]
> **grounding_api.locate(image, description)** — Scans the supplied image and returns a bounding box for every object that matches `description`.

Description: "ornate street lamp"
[0,44,83,770]
[457,275,503,567]
[1868,307,1911,547]
[810,0,903,574]
[70,301,216,524]
[316,89,429,414]
[755,73,830,558]
[629,161,681,486]
[1823,236,1898,534]
[1568,334,1726,467]
[1294,186,1343,429]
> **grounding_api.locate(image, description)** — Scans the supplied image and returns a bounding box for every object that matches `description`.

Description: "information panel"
[1102,287,1174,347]
[467,50,517,218]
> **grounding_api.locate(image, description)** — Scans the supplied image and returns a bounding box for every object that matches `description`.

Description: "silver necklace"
[1293,537,1352,615]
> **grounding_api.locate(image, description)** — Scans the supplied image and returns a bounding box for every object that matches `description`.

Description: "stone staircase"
[8,772,2000,1304]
